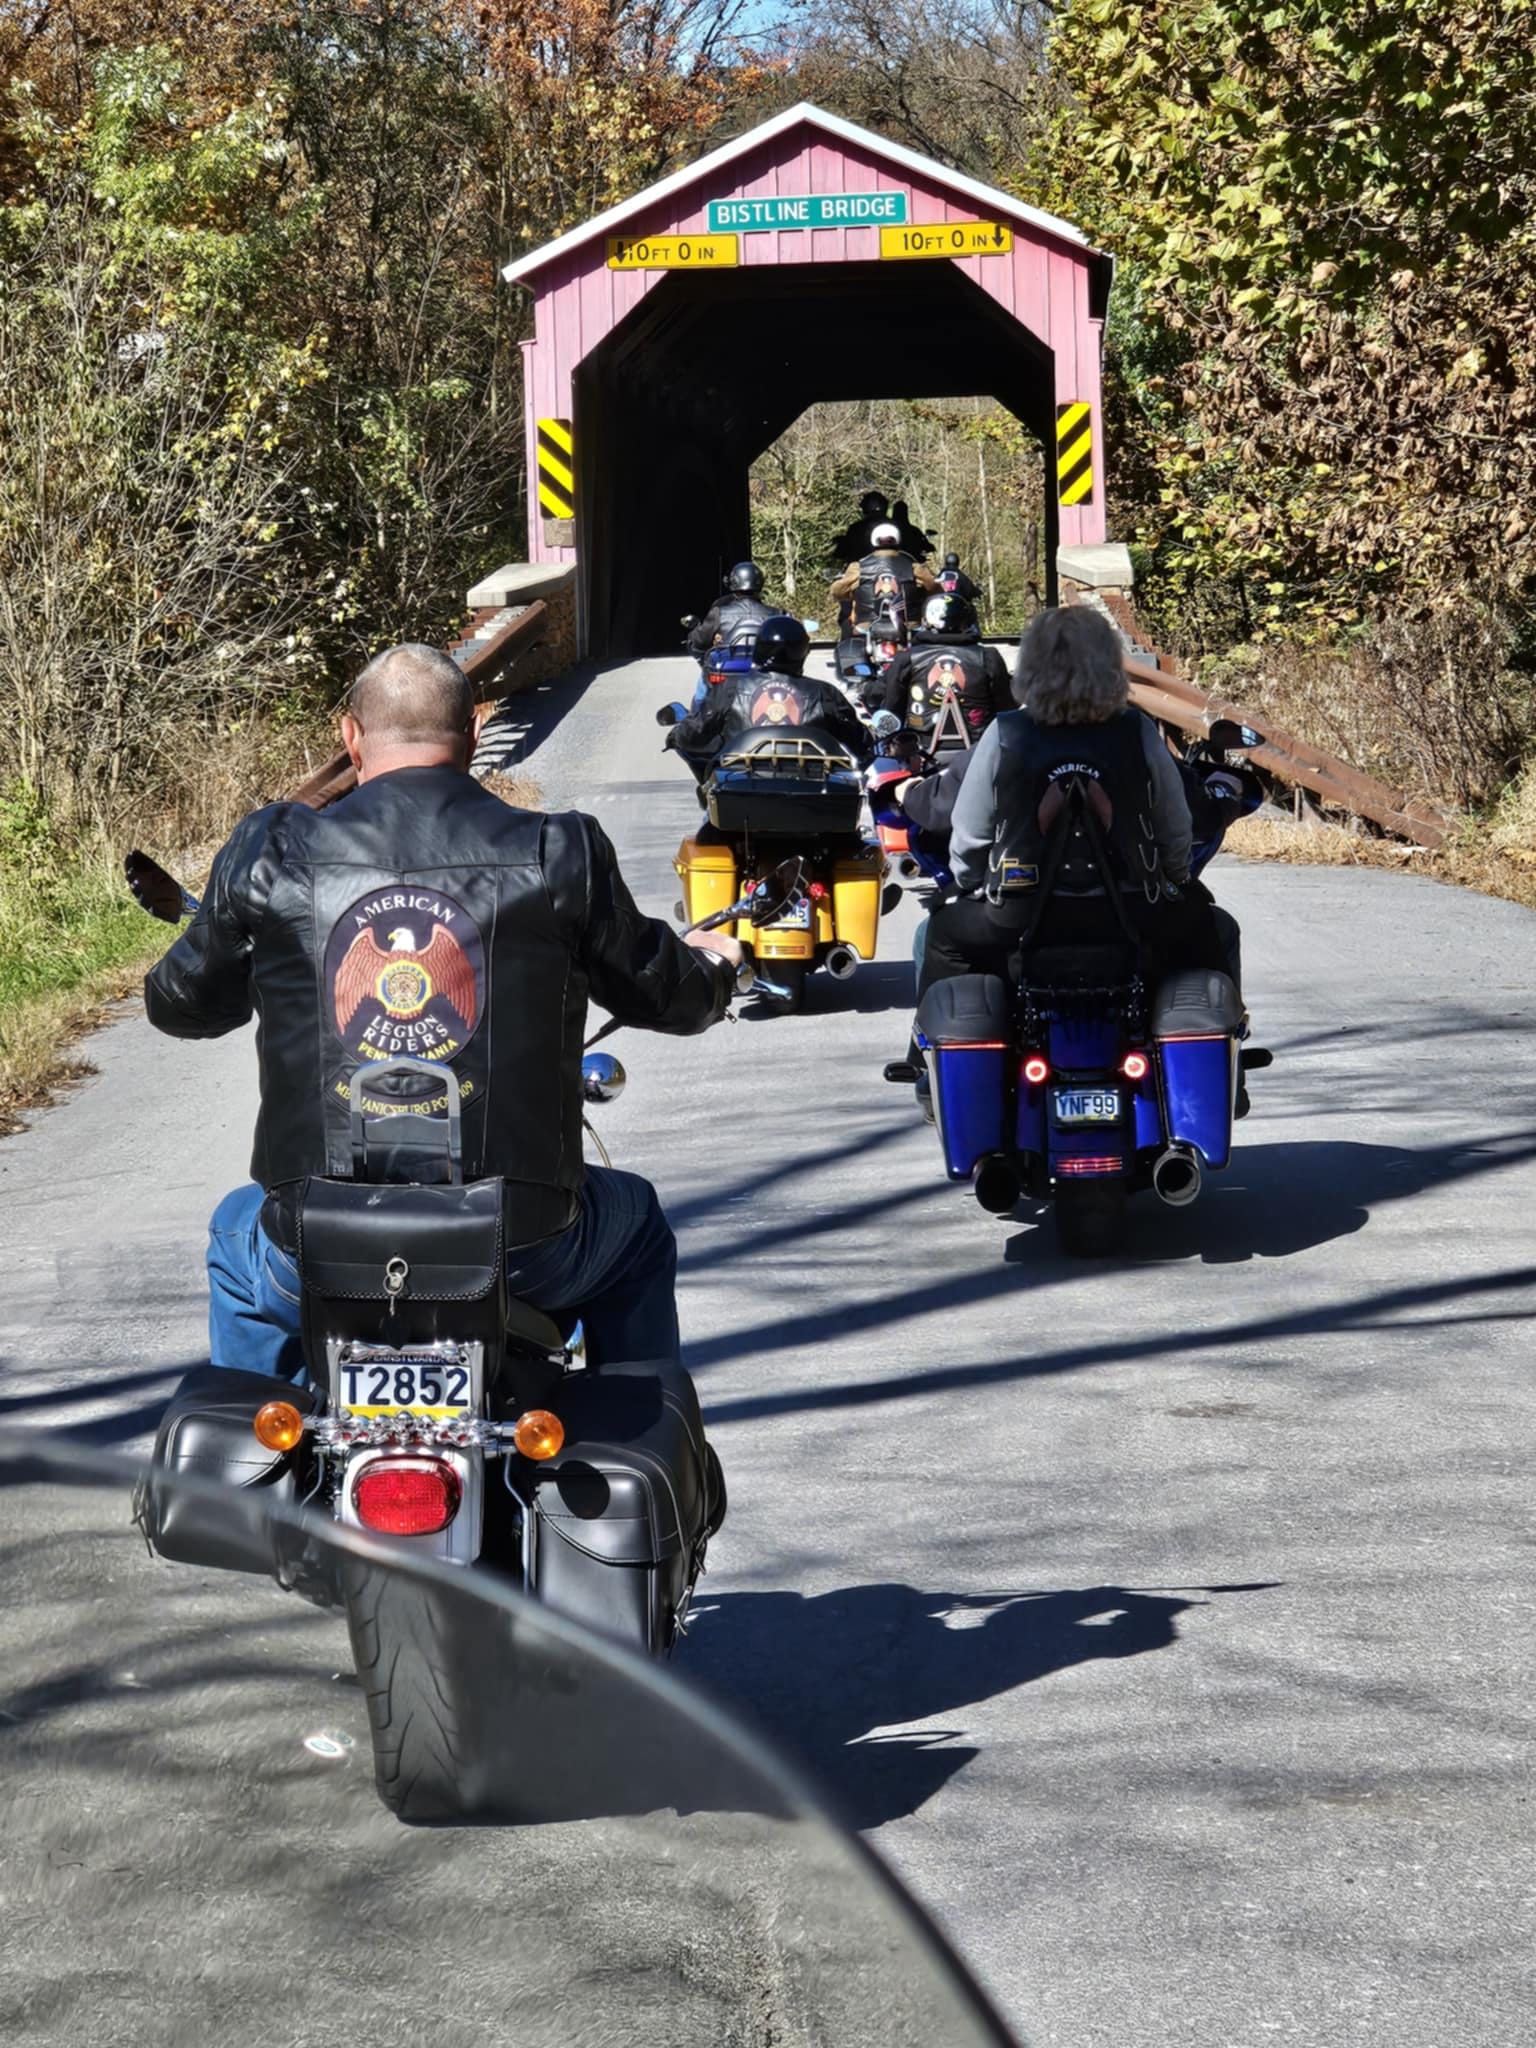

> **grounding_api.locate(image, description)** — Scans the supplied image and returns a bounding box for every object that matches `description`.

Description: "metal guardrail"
[285,602,548,811]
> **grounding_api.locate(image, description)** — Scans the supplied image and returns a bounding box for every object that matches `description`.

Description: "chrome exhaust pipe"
[1152,1144,1203,1208]
[824,944,859,980]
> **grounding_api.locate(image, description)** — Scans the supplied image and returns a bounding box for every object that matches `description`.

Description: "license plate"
[768,897,812,930]
[1053,1087,1121,1125]
[340,1357,472,1418]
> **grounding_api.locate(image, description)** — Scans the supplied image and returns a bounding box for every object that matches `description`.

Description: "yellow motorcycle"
[656,708,888,1012]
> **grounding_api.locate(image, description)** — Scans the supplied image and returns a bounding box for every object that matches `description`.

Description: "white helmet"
[871,522,901,548]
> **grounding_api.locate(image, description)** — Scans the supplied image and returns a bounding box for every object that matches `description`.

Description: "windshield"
[0,1435,1016,2048]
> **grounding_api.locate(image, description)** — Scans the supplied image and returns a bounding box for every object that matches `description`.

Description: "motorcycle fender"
[673,837,738,932]
[832,850,883,960]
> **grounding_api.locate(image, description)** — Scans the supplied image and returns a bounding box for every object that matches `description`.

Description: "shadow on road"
[686,1580,1276,1830]
[1002,1128,1536,1267]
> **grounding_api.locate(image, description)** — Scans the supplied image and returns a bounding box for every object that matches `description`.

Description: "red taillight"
[1023,1055,1050,1086]
[1057,1155,1122,1176]
[1122,1050,1150,1081]
[353,1459,461,1536]
[809,882,828,900]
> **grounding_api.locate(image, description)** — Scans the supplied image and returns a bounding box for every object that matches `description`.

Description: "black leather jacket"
[145,767,731,1247]
[880,637,1012,746]
[669,669,873,767]
[687,594,772,660]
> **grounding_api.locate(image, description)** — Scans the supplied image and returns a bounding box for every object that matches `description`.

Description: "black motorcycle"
[122,851,797,1819]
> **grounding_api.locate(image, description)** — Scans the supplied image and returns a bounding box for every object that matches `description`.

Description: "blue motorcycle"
[681,614,760,710]
[891,719,1270,1256]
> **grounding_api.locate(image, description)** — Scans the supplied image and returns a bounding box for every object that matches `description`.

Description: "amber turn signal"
[512,1409,565,1461]
[253,1400,305,1453]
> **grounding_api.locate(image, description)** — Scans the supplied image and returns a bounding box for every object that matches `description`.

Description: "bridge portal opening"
[748,396,1048,633]
[574,259,1058,655]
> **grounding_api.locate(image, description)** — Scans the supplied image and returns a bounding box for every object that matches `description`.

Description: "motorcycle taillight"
[353,1458,461,1536]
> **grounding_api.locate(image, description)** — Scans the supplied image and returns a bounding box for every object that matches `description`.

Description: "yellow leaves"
[1310,260,1339,288]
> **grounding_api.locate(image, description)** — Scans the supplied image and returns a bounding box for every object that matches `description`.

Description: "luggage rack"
[716,734,853,781]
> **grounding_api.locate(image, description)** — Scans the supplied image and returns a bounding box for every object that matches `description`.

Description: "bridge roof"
[502,101,1106,288]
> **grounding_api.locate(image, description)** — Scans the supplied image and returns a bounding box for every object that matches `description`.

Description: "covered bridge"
[503,103,1113,657]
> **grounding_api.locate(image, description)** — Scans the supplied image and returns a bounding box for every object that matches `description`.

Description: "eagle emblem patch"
[324,887,484,1068]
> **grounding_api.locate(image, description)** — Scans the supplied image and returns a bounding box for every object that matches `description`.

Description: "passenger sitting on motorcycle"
[917,604,1227,1005]
[686,560,774,662]
[879,594,1012,749]
[140,642,741,1384]
[666,614,874,777]
[938,552,980,603]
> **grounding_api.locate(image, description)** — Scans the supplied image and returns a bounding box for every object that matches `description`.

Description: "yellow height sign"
[1056,401,1094,507]
[879,220,1013,261]
[606,232,739,270]
[537,417,575,520]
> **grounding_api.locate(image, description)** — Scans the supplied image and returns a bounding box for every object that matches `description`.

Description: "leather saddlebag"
[295,1174,507,1362]
[531,1359,718,1654]
[139,1365,319,1573]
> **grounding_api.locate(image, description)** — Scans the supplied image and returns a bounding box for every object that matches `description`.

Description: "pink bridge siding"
[511,110,1108,568]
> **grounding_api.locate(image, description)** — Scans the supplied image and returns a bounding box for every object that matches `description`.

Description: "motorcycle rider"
[667,614,873,777]
[917,604,1227,1004]
[686,560,774,663]
[879,593,1012,749]
[938,552,980,603]
[140,642,742,1384]
[830,522,939,684]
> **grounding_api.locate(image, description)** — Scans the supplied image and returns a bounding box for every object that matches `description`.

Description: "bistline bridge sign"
[706,191,909,232]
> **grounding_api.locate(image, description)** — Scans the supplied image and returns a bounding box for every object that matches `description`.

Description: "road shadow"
[473,659,610,776]
[684,1581,1273,1830]
[1002,1129,1536,1267]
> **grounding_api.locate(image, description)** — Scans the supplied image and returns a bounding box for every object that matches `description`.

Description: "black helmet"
[727,560,765,596]
[922,592,977,637]
[944,552,961,570]
[859,490,888,519]
[752,614,810,677]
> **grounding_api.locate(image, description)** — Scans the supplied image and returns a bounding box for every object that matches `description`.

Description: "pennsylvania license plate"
[768,897,813,930]
[1053,1087,1122,1126]
[340,1357,471,1419]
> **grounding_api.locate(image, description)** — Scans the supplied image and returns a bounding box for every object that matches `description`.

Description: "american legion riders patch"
[325,887,485,1068]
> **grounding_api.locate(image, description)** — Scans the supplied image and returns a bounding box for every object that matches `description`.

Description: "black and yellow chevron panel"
[1055,401,1094,508]
[537,417,575,520]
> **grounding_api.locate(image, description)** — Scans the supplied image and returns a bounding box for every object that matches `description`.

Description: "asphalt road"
[2,653,1534,2046]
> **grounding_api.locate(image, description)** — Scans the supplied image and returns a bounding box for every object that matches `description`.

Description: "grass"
[1224,805,1536,913]
[0,838,174,1133]
[0,764,547,1135]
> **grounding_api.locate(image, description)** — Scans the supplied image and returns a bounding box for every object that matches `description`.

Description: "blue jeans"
[207,1168,680,1383]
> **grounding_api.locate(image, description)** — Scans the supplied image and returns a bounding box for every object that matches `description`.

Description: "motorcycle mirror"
[125,849,196,923]
[746,856,806,927]
[656,703,687,728]
[581,1052,626,1104]
[870,710,902,738]
[680,614,698,630]
[1208,717,1262,752]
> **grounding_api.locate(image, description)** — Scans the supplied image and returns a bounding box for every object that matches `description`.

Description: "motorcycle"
[836,598,909,705]
[121,848,803,1818]
[2,1432,1020,2042]
[656,705,892,1013]
[681,610,759,701]
[888,719,1272,1256]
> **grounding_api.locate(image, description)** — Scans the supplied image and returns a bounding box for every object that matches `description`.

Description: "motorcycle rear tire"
[345,1557,509,1823]
[1054,1182,1128,1258]
[758,960,807,1012]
